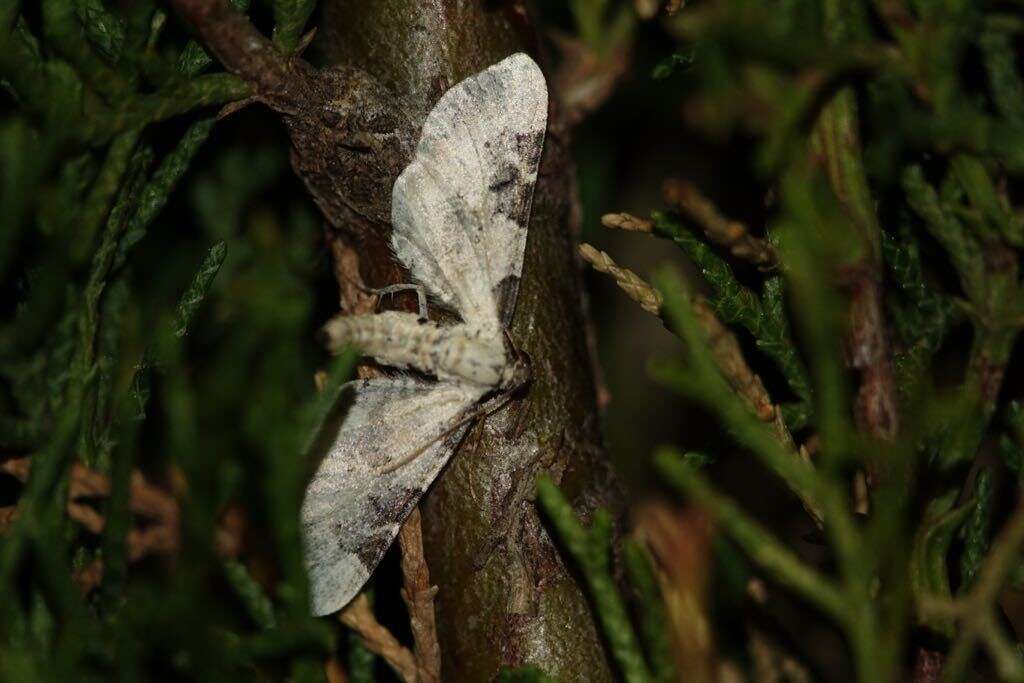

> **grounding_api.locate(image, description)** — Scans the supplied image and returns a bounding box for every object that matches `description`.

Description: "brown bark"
[845,266,898,444]
[911,646,943,683]
[168,1,621,679]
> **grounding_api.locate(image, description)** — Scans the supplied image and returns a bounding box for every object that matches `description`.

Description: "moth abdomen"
[323,310,508,388]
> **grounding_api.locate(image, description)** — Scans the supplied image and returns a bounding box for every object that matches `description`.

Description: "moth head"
[499,358,529,393]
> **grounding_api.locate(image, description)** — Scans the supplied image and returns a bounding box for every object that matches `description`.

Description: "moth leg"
[370,283,429,321]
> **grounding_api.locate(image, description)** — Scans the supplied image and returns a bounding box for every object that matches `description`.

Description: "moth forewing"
[390,52,548,329]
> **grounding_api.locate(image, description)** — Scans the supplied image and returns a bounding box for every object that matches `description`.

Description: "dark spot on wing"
[488,164,519,192]
[350,486,424,569]
[485,129,544,223]
[514,130,545,168]
[495,274,521,325]
[355,533,391,570]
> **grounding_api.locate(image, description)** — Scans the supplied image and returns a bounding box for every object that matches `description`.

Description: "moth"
[301,53,548,616]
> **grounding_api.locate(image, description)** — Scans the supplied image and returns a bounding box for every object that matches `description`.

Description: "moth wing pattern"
[391,52,548,329]
[301,377,483,616]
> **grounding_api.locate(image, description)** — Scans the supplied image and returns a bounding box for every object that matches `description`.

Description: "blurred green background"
[5,0,1024,680]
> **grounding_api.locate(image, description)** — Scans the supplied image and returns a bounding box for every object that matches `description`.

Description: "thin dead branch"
[844,263,899,446]
[692,296,779,425]
[339,594,419,683]
[328,234,378,316]
[601,212,654,233]
[579,243,663,314]
[325,658,350,683]
[663,179,779,270]
[167,0,294,97]
[0,456,243,586]
[578,244,788,441]
[398,508,442,683]
[634,502,715,681]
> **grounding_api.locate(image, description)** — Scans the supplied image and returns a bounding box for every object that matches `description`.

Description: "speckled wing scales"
[301,377,483,616]
[302,54,548,617]
[391,53,548,329]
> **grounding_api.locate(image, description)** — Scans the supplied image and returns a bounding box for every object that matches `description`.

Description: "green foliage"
[649,267,822,515]
[651,211,812,419]
[0,1,350,679]
[981,25,1024,126]
[568,0,634,55]
[174,240,227,338]
[572,0,1024,680]
[622,539,677,683]
[74,0,126,63]
[903,165,987,304]
[881,225,959,382]
[654,449,845,622]
[536,475,653,683]
[273,0,315,53]
[178,0,251,76]
[960,469,994,592]
[651,50,694,80]
[348,629,376,683]
[911,499,974,636]
[224,559,277,630]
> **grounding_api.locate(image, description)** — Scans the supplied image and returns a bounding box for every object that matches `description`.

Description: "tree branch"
[167,0,292,96]
[171,0,623,678]
[310,3,623,679]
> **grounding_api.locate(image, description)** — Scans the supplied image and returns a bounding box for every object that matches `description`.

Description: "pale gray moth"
[301,53,548,616]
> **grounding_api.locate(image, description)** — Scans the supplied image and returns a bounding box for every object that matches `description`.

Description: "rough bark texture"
[314,4,621,679]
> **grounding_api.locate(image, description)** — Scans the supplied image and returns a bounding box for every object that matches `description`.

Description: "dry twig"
[844,263,899,447]
[551,32,631,126]
[578,244,787,438]
[0,456,243,589]
[398,508,442,683]
[634,502,715,680]
[168,0,293,97]
[601,212,654,233]
[663,179,779,270]
[339,594,419,683]
[691,296,778,425]
[579,243,663,314]
[325,658,350,683]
